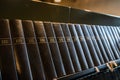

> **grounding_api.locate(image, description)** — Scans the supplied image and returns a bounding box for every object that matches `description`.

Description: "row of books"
[0,19,120,80]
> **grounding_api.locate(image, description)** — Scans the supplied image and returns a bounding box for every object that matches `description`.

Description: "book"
[68,24,91,69]
[91,25,109,62]
[0,70,2,80]
[52,23,75,74]
[61,23,81,72]
[33,21,57,80]
[0,19,18,80]
[80,24,101,66]
[99,26,115,60]
[22,20,46,80]
[111,27,120,52]
[95,25,113,61]
[43,22,66,77]
[103,26,120,59]
[86,25,105,64]
[9,19,33,80]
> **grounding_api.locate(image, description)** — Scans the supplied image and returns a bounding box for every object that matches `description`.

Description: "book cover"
[33,21,57,80]
[22,20,46,80]
[9,19,33,80]
[0,19,18,80]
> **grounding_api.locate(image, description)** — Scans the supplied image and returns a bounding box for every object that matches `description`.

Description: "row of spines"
[0,19,120,80]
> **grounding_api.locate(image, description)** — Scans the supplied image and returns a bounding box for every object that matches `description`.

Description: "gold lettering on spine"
[0,38,11,45]
[57,37,65,43]
[66,37,71,42]
[26,37,35,44]
[13,37,25,45]
[79,36,84,41]
[48,37,56,43]
[38,37,47,43]
[72,37,78,42]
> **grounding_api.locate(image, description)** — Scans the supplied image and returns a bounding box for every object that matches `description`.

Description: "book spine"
[86,25,105,64]
[43,22,66,77]
[99,26,115,60]
[22,20,46,80]
[91,25,109,62]
[68,24,92,69]
[95,25,113,61]
[80,24,101,66]
[9,19,33,80]
[61,23,81,72]
[0,70,2,80]
[0,19,18,80]
[52,23,75,74]
[111,27,120,52]
[33,21,57,80]
[103,26,120,59]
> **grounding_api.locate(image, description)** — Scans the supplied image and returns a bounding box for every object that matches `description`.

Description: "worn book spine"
[33,21,57,80]
[68,24,91,69]
[86,25,105,64]
[0,19,18,80]
[91,25,109,62]
[52,23,75,74]
[61,23,81,72]
[95,25,113,61]
[99,26,115,60]
[103,26,120,59]
[22,20,46,80]
[9,19,33,80]
[78,24,101,66]
[43,22,66,77]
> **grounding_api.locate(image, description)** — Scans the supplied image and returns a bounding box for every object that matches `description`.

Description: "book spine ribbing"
[80,24,101,66]
[91,25,109,62]
[33,21,57,80]
[0,19,18,80]
[52,23,75,74]
[22,20,46,80]
[9,19,33,80]
[86,25,105,64]
[43,22,66,77]
[61,23,81,72]
[68,24,91,69]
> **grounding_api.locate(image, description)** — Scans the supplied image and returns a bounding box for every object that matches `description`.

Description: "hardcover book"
[44,22,66,77]
[69,24,94,68]
[22,20,46,80]
[61,23,81,72]
[52,23,75,74]
[9,19,33,80]
[0,19,18,80]
[80,24,101,66]
[33,21,57,80]
[91,25,109,62]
